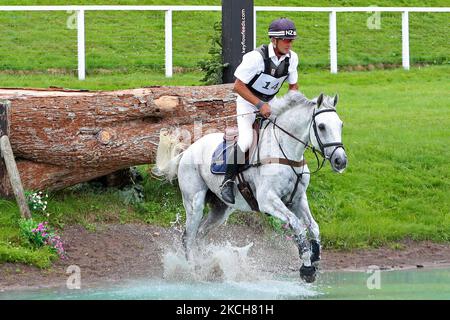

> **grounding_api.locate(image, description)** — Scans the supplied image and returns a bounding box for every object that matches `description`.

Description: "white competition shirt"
[234,43,299,106]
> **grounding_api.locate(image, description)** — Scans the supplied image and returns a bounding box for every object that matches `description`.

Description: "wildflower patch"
[19,219,67,259]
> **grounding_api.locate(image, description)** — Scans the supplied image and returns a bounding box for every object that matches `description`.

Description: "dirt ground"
[1,222,449,292]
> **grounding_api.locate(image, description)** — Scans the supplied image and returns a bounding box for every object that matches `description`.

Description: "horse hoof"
[311,240,321,264]
[300,265,317,283]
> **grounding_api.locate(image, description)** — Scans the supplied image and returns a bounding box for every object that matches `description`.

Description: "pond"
[1,267,449,300]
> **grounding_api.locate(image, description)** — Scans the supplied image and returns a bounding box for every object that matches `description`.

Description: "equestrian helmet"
[268,18,297,39]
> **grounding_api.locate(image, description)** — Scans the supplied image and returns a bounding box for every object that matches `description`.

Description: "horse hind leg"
[197,190,234,240]
[181,187,208,261]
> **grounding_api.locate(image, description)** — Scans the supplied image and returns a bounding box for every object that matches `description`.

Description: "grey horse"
[154,91,347,282]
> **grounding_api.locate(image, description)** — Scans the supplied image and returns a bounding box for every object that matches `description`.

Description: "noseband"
[311,108,345,161]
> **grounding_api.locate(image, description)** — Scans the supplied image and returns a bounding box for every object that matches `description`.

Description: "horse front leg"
[292,192,321,266]
[258,190,317,283]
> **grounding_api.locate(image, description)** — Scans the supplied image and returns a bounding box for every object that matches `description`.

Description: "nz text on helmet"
[268,18,297,39]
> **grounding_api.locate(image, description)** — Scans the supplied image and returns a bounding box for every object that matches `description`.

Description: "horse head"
[310,93,348,173]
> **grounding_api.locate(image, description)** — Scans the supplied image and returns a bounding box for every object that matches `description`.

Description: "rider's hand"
[260,103,271,118]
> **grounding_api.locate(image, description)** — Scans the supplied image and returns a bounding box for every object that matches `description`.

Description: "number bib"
[250,73,288,97]
[245,44,290,102]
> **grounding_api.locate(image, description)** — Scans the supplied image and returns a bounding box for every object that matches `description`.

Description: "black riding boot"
[220,144,243,204]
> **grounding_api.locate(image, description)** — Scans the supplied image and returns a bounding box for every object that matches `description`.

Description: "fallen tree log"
[0,84,237,197]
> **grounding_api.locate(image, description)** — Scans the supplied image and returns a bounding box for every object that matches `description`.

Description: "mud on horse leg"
[295,234,319,283]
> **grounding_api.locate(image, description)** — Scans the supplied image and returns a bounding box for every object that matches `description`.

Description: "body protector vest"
[246,44,290,102]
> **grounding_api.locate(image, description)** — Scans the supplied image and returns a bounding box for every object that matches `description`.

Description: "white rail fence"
[0,6,449,80]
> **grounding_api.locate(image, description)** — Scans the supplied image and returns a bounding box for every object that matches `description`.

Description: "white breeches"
[236,97,275,152]
[236,100,256,152]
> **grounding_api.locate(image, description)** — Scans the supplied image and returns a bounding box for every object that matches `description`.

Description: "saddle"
[210,118,307,212]
[210,121,260,175]
[210,120,261,212]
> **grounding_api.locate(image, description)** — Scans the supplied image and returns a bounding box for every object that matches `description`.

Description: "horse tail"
[151,128,187,182]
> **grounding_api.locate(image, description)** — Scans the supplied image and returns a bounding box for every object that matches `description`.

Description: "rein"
[267,117,326,175]
[198,110,260,122]
[256,107,344,206]
[265,107,345,172]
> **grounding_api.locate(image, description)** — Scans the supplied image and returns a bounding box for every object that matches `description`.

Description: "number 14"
[262,81,279,90]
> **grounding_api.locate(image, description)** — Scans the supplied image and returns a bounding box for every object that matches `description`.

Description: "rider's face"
[274,38,294,55]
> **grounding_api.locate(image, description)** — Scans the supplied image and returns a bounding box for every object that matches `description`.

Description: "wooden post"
[165,9,173,78]
[329,10,338,74]
[402,11,410,70]
[0,100,31,219]
[77,9,86,80]
[0,136,32,219]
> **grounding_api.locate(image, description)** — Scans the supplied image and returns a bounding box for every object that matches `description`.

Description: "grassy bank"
[0,65,449,267]
[0,0,448,75]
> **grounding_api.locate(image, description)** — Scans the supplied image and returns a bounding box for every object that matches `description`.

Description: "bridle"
[311,108,345,162]
[259,106,345,206]
[264,107,344,173]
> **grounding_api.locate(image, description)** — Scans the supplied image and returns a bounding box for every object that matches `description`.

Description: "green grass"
[0,65,449,267]
[0,242,55,269]
[0,70,205,89]
[0,0,448,76]
[299,66,450,249]
[0,166,187,267]
[0,200,58,268]
[0,0,448,268]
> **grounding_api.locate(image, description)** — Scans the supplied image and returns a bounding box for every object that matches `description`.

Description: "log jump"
[0,85,237,197]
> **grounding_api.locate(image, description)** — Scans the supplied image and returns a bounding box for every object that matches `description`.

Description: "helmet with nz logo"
[268,18,297,39]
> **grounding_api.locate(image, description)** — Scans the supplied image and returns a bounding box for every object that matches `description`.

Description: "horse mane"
[271,91,336,116]
[271,91,317,116]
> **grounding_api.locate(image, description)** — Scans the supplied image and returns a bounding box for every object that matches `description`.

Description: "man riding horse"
[220,17,301,204]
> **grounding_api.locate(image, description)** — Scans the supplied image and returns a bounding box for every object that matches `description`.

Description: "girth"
[258,157,306,167]
[236,118,307,212]
[237,157,306,212]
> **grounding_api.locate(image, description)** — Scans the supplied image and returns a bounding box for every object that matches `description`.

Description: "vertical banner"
[0,101,9,137]
[222,0,254,83]
[0,101,7,191]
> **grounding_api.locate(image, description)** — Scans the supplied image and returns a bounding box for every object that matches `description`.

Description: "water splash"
[162,241,264,282]
[160,241,319,299]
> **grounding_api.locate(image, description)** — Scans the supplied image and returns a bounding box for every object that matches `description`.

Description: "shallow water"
[1,242,449,300]
[1,267,449,300]
[314,266,450,299]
